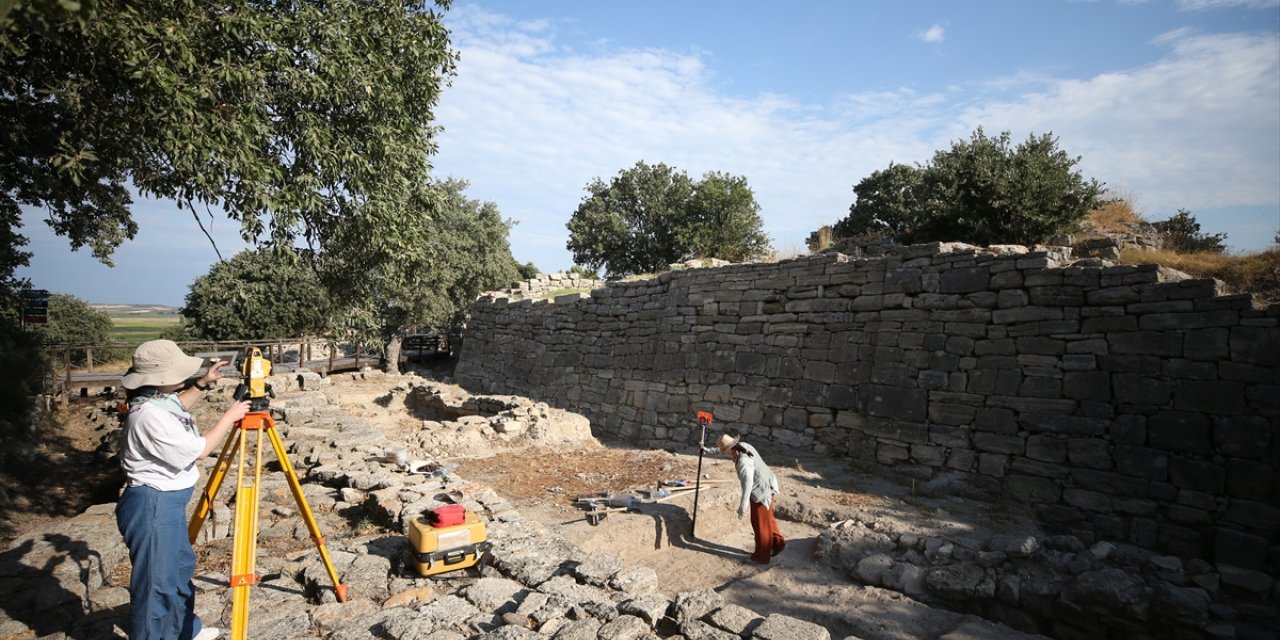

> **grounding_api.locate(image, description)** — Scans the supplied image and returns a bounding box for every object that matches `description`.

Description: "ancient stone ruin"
[456,241,1279,637]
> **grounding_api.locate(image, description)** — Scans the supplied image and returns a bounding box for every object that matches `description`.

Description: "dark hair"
[732,443,754,457]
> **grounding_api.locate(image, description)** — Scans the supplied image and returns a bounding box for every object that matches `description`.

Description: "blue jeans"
[116,485,203,640]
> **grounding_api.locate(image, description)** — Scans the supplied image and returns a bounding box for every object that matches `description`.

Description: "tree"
[566,161,771,277]
[181,249,332,341]
[322,178,521,374]
[1,0,456,290]
[835,129,1105,246]
[1155,209,1227,254]
[27,293,114,366]
[683,171,771,263]
[33,293,111,345]
[833,163,925,241]
[0,317,45,439]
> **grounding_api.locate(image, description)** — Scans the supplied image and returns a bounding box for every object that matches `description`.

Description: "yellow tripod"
[188,410,350,639]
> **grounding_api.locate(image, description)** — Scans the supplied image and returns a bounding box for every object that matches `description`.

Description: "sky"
[18,0,1280,306]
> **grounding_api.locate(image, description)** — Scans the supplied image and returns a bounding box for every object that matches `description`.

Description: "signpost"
[21,289,49,329]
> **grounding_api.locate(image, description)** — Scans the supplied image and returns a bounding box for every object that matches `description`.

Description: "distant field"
[98,305,182,344]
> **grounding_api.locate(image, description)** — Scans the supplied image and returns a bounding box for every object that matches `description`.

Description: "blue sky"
[19,0,1280,306]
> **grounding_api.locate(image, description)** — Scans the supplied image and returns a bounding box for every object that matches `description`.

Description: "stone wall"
[454,243,1279,568]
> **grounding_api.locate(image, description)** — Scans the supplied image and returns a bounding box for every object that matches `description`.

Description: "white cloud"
[914,24,946,44]
[433,8,1278,270]
[1177,0,1280,10]
[956,30,1280,217]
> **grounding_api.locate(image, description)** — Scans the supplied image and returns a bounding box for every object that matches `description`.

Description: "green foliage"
[566,162,771,277]
[1155,209,1227,254]
[321,178,521,364]
[29,293,121,365]
[683,171,771,262]
[0,316,45,439]
[40,293,111,342]
[835,128,1105,246]
[833,163,925,241]
[569,265,599,280]
[1,0,456,286]
[182,248,332,341]
[158,319,199,342]
[515,261,539,281]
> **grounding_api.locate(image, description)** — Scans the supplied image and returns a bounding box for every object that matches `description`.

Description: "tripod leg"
[229,414,267,640]
[188,424,242,544]
[263,415,350,602]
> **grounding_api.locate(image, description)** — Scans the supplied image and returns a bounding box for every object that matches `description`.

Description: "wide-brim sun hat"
[716,433,740,454]
[122,339,206,390]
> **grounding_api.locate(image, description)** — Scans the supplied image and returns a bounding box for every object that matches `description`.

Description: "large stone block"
[1148,411,1212,454]
[1019,413,1107,436]
[1213,414,1274,460]
[1072,469,1143,496]
[1229,326,1280,366]
[1113,445,1168,480]
[1111,373,1172,406]
[1222,500,1280,532]
[1173,380,1246,415]
[865,385,927,423]
[1004,474,1061,502]
[939,266,991,294]
[1182,327,1229,361]
[865,418,930,445]
[1226,458,1273,500]
[1063,371,1111,401]
[1108,331,1183,357]
[1067,438,1112,470]
[975,407,1018,434]
[1167,456,1225,494]
[974,432,1025,455]
[1213,527,1270,569]
[751,613,831,640]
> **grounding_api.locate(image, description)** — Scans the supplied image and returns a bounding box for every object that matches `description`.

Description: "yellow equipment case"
[407,509,490,577]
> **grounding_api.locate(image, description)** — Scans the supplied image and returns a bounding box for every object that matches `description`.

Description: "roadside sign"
[21,289,49,325]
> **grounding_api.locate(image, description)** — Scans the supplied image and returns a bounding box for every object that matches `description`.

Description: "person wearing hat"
[716,433,786,563]
[116,340,251,640]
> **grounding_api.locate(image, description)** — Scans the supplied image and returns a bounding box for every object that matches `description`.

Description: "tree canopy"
[320,178,521,373]
[834,128,1105,246]
[566,161,771,277]
[31,293,112,346]
[1155,209,1227,254]
[1,0,456,289]
[181,248,332,341]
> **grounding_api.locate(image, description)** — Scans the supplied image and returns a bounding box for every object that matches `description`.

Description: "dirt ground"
[0,373,1020,639]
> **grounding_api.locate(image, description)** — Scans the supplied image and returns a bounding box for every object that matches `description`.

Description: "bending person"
[717,433,786,563]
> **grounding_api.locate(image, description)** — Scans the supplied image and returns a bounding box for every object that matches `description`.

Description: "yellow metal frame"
[189,411,349,640]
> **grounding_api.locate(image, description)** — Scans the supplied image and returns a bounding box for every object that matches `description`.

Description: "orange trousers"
[749,500,786,563]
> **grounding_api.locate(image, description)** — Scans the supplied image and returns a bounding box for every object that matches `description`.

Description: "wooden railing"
[40,337,377,406]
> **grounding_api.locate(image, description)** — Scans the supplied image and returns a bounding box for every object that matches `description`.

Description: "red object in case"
[427,504,466,527]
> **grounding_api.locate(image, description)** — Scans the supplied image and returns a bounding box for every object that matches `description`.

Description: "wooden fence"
[40,337,375,407]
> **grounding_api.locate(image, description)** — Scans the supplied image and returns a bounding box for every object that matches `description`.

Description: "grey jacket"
[734,441,780,512]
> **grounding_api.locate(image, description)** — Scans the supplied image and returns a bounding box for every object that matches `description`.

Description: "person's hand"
[199,360,232,387]
[223,399,252,424]
[737,506,745,520]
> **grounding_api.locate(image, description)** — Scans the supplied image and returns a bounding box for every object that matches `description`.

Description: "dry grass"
[1085,200,1145,232]
[1119,246,1280,306]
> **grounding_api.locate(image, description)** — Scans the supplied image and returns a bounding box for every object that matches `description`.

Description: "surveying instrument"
[188,347,349,639]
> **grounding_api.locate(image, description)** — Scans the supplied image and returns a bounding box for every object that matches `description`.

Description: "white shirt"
[120,399,206,491]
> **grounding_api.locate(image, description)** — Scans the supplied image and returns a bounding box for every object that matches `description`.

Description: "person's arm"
[177,359,232,410]
[199,399,252,458]
[736,458,754,518]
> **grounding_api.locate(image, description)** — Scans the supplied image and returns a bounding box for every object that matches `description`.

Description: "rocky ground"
[0,366,1270,639]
